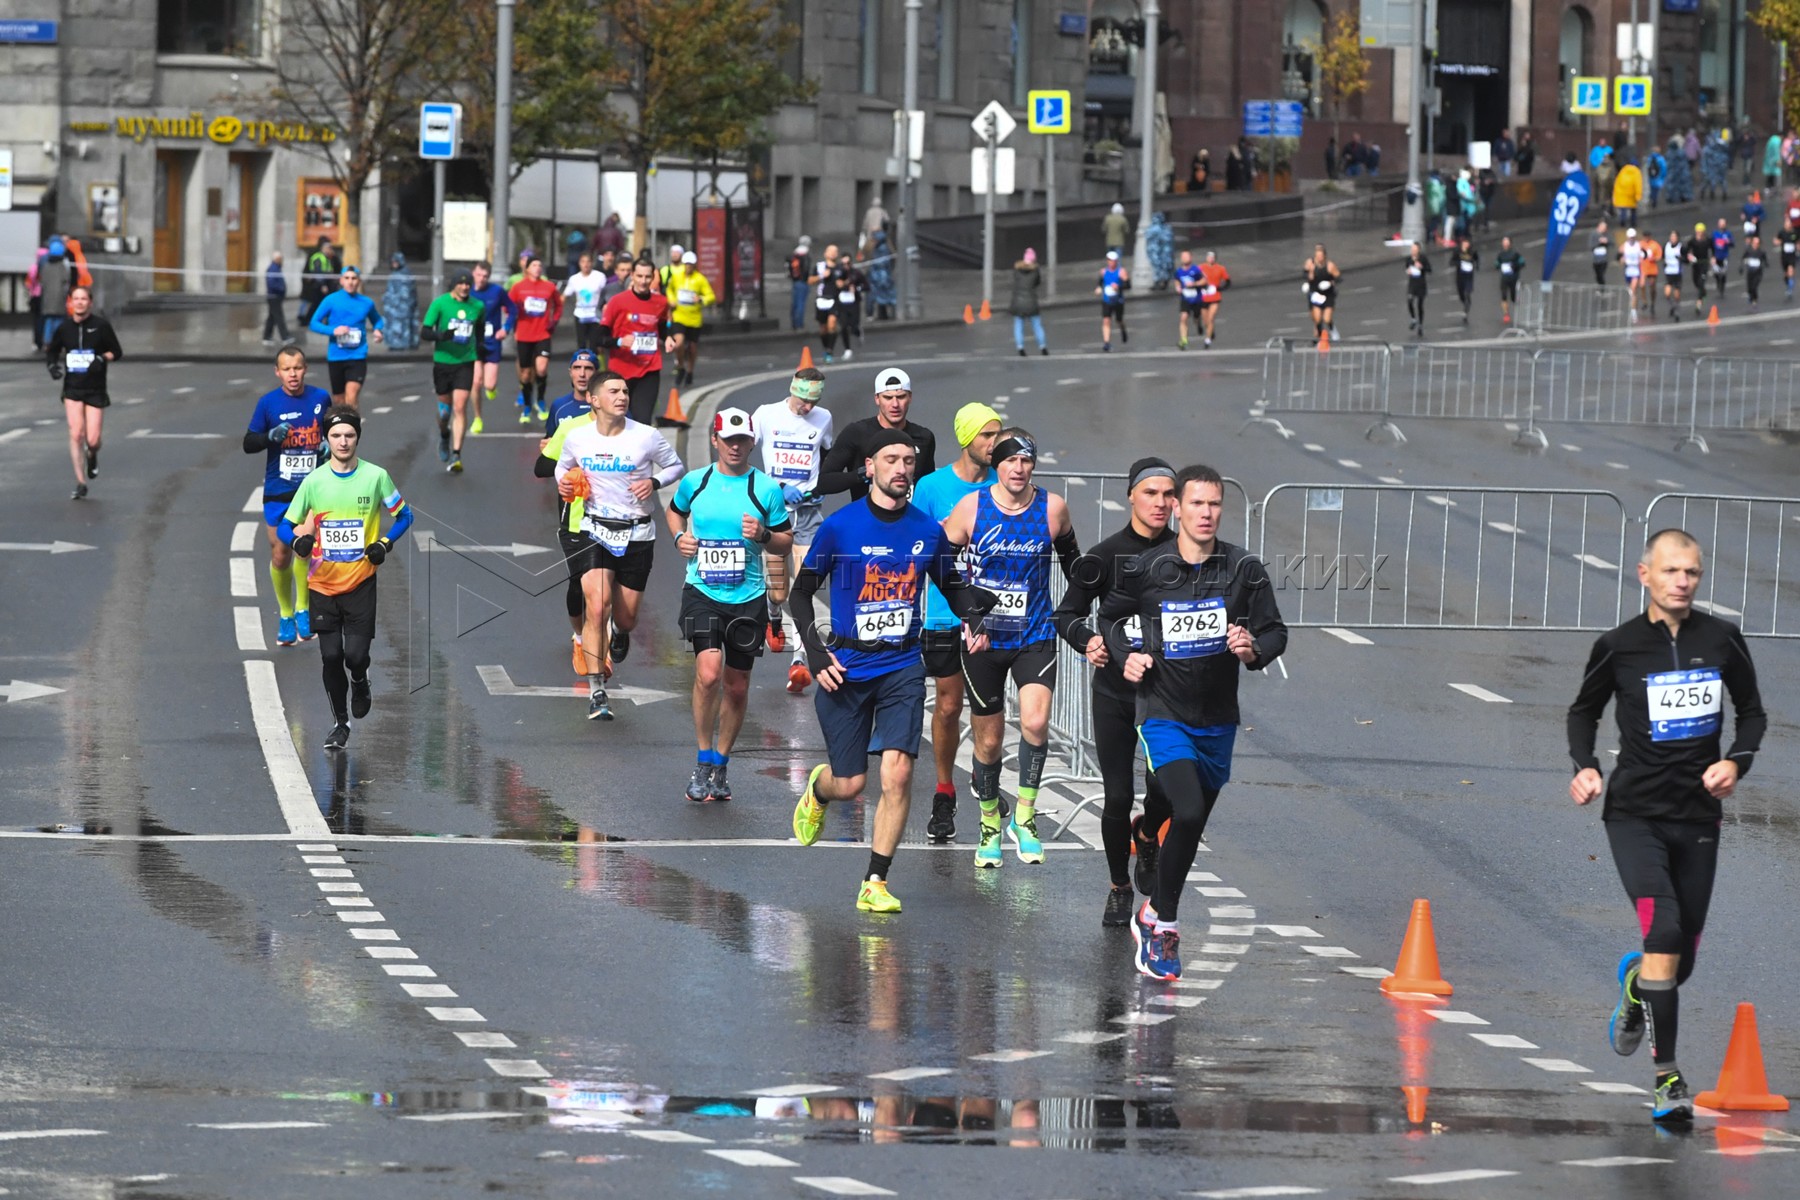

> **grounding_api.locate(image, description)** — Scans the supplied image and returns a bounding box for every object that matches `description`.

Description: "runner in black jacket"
[814,367,937,500]
[45,285,123,500]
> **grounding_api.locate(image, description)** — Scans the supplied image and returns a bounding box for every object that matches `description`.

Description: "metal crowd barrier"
[1643,493,1800,638]
[1249,337,1395,441]
[1687,357,1800,450]
[1515,280,1635,335]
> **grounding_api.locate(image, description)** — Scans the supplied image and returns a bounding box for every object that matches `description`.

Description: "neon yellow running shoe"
[471,415,486,434]
[856,878,902,913]
[974,817,1004,868]
[1009,812,1045,864]
[792,763,827,846]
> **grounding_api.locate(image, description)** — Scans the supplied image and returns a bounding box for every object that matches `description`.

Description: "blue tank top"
[972,486,1053,650]
[1099,267,1125,301]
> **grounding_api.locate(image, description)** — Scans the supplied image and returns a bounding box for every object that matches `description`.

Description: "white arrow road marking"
[0,541,96,554]
[127,429,224,439]
[0,680,66,703]
[476,664,678,706]
[414,531,554,556]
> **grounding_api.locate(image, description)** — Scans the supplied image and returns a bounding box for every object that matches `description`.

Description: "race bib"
[677,288,699,307]
[1200,286,1219,300]
[1501,263,1514,275]
[771,439,815,482]
[1647,668,1723,742]
[1158,597,1227,659]
[448,317,474,344]
[65,348,95,373]
[1181,286,1199,301]
[278,451,315,482]
[986,585,1029,628]
[318,518,365,562]
[1747,256,1764,270]
[336,327,363,348]
[1103,283,1120,298]
[1745,220,1757,235]
[1123,613,1143,650]
[1310,291,1327,305]
[630,332,659,355]
[523,296,548,316]
[696,538,745,587]
[815,296,835,310]
[584,516,632,554]
[854,600,914,642]
[484,321,497,339]
[1459,260,1474,273]
[1407,265,1422,278]
[1593,245,1608,260]
[837,289,856,304]
[1784,242,1795,254]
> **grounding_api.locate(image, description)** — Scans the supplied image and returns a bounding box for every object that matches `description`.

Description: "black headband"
[992,435,1036,464]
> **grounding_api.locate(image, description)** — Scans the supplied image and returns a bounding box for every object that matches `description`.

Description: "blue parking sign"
[1027,89,1072,135]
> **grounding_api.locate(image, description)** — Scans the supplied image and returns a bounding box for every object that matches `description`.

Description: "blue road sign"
[1242,101,1274,138]
[1272,100,1305,138]
[1614,76,1652,116]
[0,20,57,43]
[1027,90,1072,135]
[419,102,461,160]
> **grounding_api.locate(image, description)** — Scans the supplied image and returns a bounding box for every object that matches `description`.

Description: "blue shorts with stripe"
[1138,720,1236,790]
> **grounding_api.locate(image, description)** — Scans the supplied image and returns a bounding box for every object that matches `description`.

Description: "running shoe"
[350,676,372,719]
[587,686,613,722]
[793,763,827,845]
[709,762,732,802]
[1178,336,1188,350]
[974,818,1004,868]
[277,615,298,647]
[1651,1072,1694,1123]
[1132,904,1182,980]
[71,484,87,500]
[1008,812,1045,864]
[517,407,532,425]
[856,878,901,913]
[534,398,547,420]
[323,721,351,752]
[1040,347,1048,356]
[1103,885,1134,928]
[841,348,854,361]
[1609,951,1647,1057]
[85,447,99,479]
[609,627,630,664]
[926,790,956,843]
[765,622,786,653]
[438,428,451,462]
[1018,348,1026,357]
[1203,337,1213,349]
[295,610,313,641]
[1120,325,1129,344]
[448,455,463,474]
[786,661,810,694]
[1132,816,1160,896]
[470,415,484,434]
[1102,342,1111,352]
[686,764,711,802]
[823,353,834,364]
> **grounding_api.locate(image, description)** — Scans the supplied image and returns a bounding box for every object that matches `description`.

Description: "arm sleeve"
[1051,546,1109,652]
[244,430,273,453]
[667,472,696,517]
[650,435,686,490]
[499,290,517,332]
[308,295,333,335]
[925,529,998,622]
[1722,628,1767,777]
[369,300,385,332]
[813,430,861,496]
[1099,563,1144,665]
[1052,527,1082,581]
[533,453,557,479]
[1566,636,1617,773]
[386,502,414,542]
[790,564,832,673]
[1240,555,1288,671]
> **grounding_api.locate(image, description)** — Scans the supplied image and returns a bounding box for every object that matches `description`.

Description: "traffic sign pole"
[432,160,446,296]
[983,117,998,310]
[1027,89,1071,298]
[1401,0,1425,246]
[1131,0,1161,281]
[1045,134,1057,297]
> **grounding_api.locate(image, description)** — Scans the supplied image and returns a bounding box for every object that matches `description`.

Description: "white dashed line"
[401,394,421,402]
[316,881,362,892]
[382,964,436,977]
[455,1031,516,1048]
[231,522,257,552]
[363,946,417,959]
[1198,942,1248,955]
[1111,1012,1175,1026]
[1693,599,1743,617]
[629,1129,714,1144]
[1521,1057,1591,1073]
[1655,479,1682,489]
[485,1058,550,1077]
[1302,443,1325,452]
[350,928,400,940]
[171,386,195,395]
[1012,386,1030,393]
[1562,1156,1671,1168]
[1448,683,1511,703]
[371,406,392,414]
[1210,905,1256,919]
[243,486,264,512]
[1426,1010,1489,1025]
[400,983,457,998]
[1390,1169,1518,1185]
[1194,1189,1325,1199]
[228,378,250,385]
[1300,945,1358,958]
[1424,494,1456,507]
[1054,1030,1127,1044]
[1056,377,1085,385]
[1487,522,1522,534]
[1605,461,1629,470]
[708,1149,801,1167]
[793,1178,896,1197]
[1101,499,1125,511]
[747,1083,842,1097]
[868,1066,955,1082]
[1340,966,1394,979]
[1560,443,1581,452]
[1377,475,1404,484]
[1195,886,1246,897]
[1574,553,1618,570]
[1336,459,1362,469]
[1470,1033,1537,1048]
[1132,371,1161,379]
[192,1121,327,1131]
[229,558,257,597]
[969,1049,1054,1063]
[326,896,373,907]
[424,1007,485,1022]
[1579,1081,1648,1094]
[404,1111,526,1122]
[234,607,266,651]
[309,868,353,878]
[336,911,386,923]
[1172,978,1224,991]
[0,1129,107,1142]
[1321,627,1373,644]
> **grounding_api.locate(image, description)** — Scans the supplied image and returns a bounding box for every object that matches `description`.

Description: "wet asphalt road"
[2,291,1799,1198]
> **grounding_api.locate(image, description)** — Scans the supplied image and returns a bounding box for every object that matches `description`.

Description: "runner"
[666,408,793,801]
[553,371,686,720]
[534,351,603,678]
[419,269,485,473]
[1591,220,1612,286]
[941,427,1080,868]
[1302,244,1340,341]
[1663,230,1685,320]
[1742,188,1765,239]
[815,367,938,501]
[562,252,608,353]
[44,284,122,500]
[909,402,1002,840]
[1403,242,1432,335]
[1684,222,1711,315]
[1109,464,1288,980]
[1451,234,1480,322]
[1709,217,1734,302]
[1742,234,1766,310]
[788,430,998,913]
[508,256,563,422]
[468,260,516,435]
[1052,457,1177,925]
[1619,228,1645,321]
[751,367,835,693]
[243,346,327,645]
[837,255,867,361]
[306,266,384,407]
[1495,235,1525,325]
[279,406,414,751]
[1637,229,1661,317]
[598,257,672,426]
[656,243,685,294]
[810,244,847,364]
[1173,250,1203,350]
[1567,528,1766,1123]
[1780,221,1798,300]
[1096,250,1129,351]
[1195,250,1231,348]
[664,250,716,386]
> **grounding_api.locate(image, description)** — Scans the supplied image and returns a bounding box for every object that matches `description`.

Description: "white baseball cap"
[670,244,685,256]
[682,250,698,265]
[1105,250,1120,261]
[874,367,913,393]
[713,407,755,439]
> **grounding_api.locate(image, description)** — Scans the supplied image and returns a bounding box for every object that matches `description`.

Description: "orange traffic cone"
[978,298,992,321]
[963,303,976,324]
[1707,305,1721,325]
[656,386,689,428]
[1696,1003,1790,1111]
[798,345,815,370]
[1317,328,1331,352]
[1380,899,1454,996]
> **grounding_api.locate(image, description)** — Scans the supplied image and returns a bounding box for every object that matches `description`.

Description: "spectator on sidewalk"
[866,230,897,319]
[1343,133,1365,177]
[1560,151,1581,177]
[1324,137,1339,181]
[1495,130,1516,176]
[381,252,419,351]
[1009,247,1046,355]
[787,235,813,330]
[1365,143,1382,175]
[1646,145,1667,208]
[1739,123,1757,184]
[1146,212,1175,289]
[1612,158,1643,228]
[262,250,290,345]
[300,238,336,331]
[595,213,627,257]
[1190,148,1211,193]
[27,251,45,350]
[1102,203,1131,255]
[1517,131,1537,175]
[1764,132,1784,191]
[1477,167,1498,230]
[860,197,890,254]
[1701,129,1731,200]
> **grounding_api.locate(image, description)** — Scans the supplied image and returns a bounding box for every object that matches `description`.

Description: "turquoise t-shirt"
[670,465,792,603]
[911,462,994,629]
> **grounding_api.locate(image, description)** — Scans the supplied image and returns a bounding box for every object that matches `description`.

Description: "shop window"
[159,0,260,56]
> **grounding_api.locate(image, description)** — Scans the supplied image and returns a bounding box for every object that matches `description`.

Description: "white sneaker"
[842,348,854,361]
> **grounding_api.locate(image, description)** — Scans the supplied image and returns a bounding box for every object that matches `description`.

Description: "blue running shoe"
[1652,1071,1693,1123]
[1131,902,1182,980]
[295,609,314,641]
[276,615,297,646]
[1610,951,1647,1057]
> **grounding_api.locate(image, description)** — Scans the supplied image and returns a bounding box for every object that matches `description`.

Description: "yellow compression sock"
[292,561,310,614]
[270,560,296,619]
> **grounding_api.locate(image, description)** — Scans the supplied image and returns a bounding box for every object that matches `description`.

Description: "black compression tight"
[1407,293,1425,323]
[319,629,372,721]
[1094,689,1170,887]
[1149,759,1220,921]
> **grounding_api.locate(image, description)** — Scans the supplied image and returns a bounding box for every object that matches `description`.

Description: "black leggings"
[1149,759,1220,921]
[1606,816,1718,980]
[1407,292,1425,323]
[320,629,372,721]
[1455,276,1474,310]
[1093,688,1169,887]
[1747,271,1762,303]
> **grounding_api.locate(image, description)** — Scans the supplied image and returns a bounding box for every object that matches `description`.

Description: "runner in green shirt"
[421,270,486,473]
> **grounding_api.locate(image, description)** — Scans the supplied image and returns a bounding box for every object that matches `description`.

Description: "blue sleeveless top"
[973,486,1053,650]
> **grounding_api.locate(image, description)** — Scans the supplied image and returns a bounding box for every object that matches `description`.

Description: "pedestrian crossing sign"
[1571,77,1607,116]
[1614,76,1652,116]
[1027,90,1073,135]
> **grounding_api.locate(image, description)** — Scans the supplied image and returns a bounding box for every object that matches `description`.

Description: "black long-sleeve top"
[1051,522,1175,700]
[46,314,123,399]
[814,416,937,500]
[1567,609,1766,823]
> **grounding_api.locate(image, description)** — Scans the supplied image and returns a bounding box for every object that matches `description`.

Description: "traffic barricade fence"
[1642,493,1800,638]
[1389,342,1539,422]
[1687,357,1800,447]
[1516,280,1634,335]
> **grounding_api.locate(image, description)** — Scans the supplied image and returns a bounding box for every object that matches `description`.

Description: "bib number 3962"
[1159,597,1227,659]
[1646,667,1723,742]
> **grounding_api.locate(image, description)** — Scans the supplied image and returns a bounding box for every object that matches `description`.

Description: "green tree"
[600,0,814,251]
[1752,0,1800,132]
[1306,11,1371,150]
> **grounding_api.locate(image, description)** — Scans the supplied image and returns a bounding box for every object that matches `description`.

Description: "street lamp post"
[900,0,923,320]
[492,0,515,269]
[1400,0,1426,245]
[1130,0,1161,281]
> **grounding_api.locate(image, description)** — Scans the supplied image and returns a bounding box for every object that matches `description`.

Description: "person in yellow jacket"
[665,250,716,387]
[1612,159,1644,230]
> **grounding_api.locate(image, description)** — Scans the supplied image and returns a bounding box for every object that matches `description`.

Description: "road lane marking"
[1562,1156,1671,1168]
[629,1129,713,1144]
[1053,1031,1127,1044]
[1198,943,1249,955]
[336,911,386,923]
[455,1031,516,1048]
[969,1049,1053,1063]
[400,983,457,998]
[485,1059,550,1077]
[1425,494,1456,507]
[231,522,257,552]
[1337,459,1362,468]
[363,946,417,959]
[1574,553,1618,570]
[403,1111,525,1122]
[1195,886,1245,897]
[1521,1057,1591,1073]
[1148,994,1206,1008]
[1302,443,1325,452]
[1340,966,1394,979]
[1110,1012,1175,1026]
[1377,475,1404,484]
[425,1007,485,1021]
[310,868,353,877]
[1581,1082,1647,1094]
[868,1067,954,1081]
[1487,522,1522,534]
[1300,946,1358,958]
[244,661,329,835]
[316,881,362,892]
[234,607,266,651]
[229,558,257,597]
[0,1129,106,1141]
[793,1179,896,1196]
[326,896,373,907]
[1210,905,1256,919]
[1449,683,1511,703]
[302,855,345,863]
[192,1121,326,1131]
[1194,1189,1325,1199]
[708,1149,800,1167]
[1427,1010,1489,1025]
[1321,628,1373,644]
[1390,1169,1518,1185]
[1560,443,1581,451]
[747,1083,842,1096]
[1694,599,1743,616]
[1470,1033,1536,1048]
[382,964,436,977]
[350,928,401,940]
